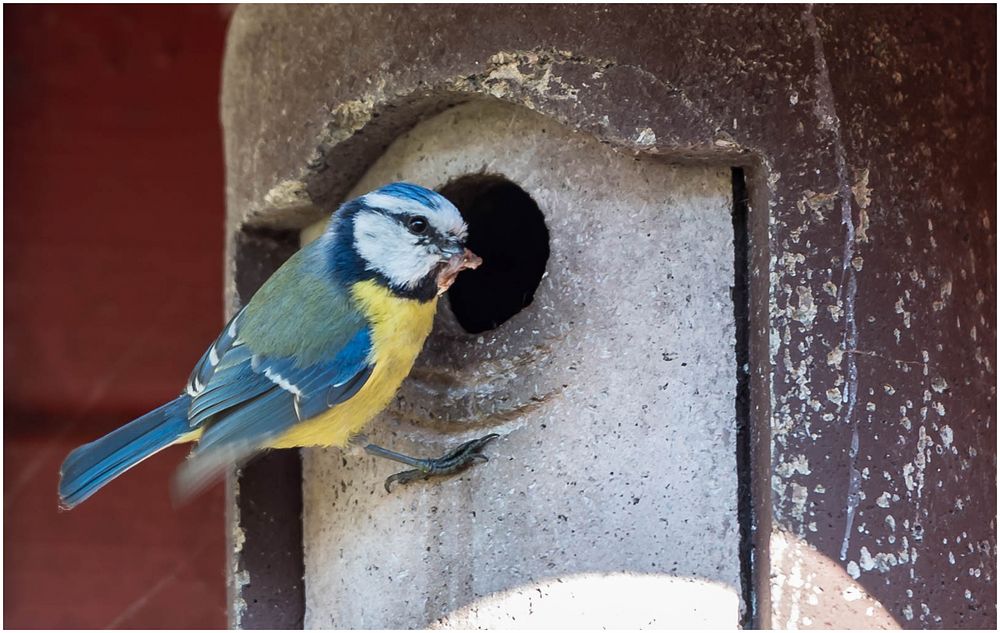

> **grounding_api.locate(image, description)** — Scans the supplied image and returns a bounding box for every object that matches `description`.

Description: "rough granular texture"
[223,5,996,629]
[301,101,738,628]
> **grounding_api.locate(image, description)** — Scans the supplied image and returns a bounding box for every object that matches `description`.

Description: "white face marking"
[351,193,469,290]
[353,210,443,289]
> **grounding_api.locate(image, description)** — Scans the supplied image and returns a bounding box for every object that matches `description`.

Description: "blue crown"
[374,182,447,210]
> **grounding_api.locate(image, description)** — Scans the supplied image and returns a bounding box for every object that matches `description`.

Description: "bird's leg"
[357,434,500,492]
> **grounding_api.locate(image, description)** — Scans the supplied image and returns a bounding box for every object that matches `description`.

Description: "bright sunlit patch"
[433,572,739,629]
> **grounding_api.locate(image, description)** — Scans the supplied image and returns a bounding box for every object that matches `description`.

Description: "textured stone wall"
[222,5,996,629]
[300,101,739,628]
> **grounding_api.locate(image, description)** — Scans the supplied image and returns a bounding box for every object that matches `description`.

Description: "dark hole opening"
[438,175,549,334]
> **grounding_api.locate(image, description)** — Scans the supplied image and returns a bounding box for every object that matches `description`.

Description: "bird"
[58,182,496,509]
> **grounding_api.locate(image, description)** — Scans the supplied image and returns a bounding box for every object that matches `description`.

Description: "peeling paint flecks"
[895,297,912,329]
[635,127,657,147]
[453,50,588,109]
[792,285,817,326]
[852,167,872,243]
[939,425,953,449]
[827,345,844,367]
[263,179,312,211]
[776,454,813,478]
[847,560,861,579]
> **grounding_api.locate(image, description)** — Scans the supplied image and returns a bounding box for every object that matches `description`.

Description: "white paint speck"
[634,127,656,147]
[940,425,953,448]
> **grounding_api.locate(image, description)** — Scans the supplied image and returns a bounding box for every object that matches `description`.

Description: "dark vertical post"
[731,167,755,627]
[745,164,774,630]
[228,228,306,629]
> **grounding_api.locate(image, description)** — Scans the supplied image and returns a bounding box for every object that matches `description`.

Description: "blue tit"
[58,182,494,509]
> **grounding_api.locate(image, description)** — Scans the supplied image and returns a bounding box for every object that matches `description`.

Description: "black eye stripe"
[377,209,458,245]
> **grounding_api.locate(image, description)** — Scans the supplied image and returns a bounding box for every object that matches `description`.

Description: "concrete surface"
[299,101,738,628]
[223,5,996,629]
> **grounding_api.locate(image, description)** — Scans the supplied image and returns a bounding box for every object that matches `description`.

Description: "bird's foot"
[362,434,500,492]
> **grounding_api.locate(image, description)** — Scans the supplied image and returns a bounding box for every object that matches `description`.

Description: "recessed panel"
[301,100,738,628]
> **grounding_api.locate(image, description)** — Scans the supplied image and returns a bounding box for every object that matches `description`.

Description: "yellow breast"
[268,280,438,449]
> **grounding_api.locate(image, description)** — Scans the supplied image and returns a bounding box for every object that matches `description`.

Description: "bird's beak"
[436,248,482,295]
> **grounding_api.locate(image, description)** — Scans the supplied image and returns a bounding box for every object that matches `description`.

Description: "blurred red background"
[5,5,231,627]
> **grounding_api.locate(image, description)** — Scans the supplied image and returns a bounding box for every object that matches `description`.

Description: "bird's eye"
[407,216,428,235]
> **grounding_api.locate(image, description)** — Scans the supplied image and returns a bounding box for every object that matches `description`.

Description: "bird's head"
[327,182,482,301]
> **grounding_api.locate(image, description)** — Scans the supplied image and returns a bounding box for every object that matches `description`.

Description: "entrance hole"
[438,175,549,334]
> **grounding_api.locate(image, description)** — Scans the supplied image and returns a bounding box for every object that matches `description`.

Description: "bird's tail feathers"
[58,396,191,509]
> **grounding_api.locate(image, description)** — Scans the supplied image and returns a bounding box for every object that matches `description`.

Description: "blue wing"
[194,327,373,449]
[175,306,374,496]
[185,306,247,397]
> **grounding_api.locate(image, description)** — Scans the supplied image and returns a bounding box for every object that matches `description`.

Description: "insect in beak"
[436,248,482,295]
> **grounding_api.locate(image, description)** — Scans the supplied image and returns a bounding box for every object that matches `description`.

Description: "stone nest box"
[222,5,996,630]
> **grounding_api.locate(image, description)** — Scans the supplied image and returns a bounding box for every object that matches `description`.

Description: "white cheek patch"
[433,205,468,240]
[353,212,440,289]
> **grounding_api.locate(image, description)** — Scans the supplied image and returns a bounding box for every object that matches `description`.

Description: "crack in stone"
[803,4,862,567]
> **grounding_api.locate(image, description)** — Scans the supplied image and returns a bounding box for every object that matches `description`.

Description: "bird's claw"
[383,434,499,492]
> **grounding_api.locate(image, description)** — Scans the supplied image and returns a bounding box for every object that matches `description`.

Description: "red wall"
[4,6,231,627]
